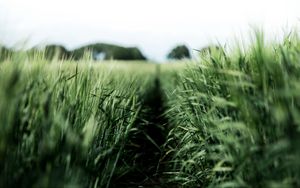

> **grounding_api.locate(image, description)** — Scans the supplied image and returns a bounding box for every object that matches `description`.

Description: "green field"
[1,32,300,187]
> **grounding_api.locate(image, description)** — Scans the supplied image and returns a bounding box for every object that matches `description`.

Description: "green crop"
[163,30,300,187]
[0,56,157,187]
[1,30,300,187]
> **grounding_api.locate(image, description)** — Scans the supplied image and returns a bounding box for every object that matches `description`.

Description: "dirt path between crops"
[112,65,173,188]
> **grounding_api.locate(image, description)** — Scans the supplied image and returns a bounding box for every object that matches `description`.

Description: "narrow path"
[113,65,170,187]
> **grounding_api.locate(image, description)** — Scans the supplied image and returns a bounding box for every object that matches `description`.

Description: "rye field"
[1,32,300,187]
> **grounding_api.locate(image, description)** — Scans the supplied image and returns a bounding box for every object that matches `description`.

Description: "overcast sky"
[0,0,299,61]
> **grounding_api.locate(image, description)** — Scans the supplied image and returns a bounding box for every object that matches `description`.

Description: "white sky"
[0,0,299,61]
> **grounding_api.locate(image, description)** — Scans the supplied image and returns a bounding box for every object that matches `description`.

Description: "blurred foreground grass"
[0,59,158,187]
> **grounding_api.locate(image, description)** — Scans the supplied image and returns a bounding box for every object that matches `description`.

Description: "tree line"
[1,43,221,61]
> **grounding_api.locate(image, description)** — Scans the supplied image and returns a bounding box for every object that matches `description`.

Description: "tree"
[70,43,147,61]
[167,45,190,59]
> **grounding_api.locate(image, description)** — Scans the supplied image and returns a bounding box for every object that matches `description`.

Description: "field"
[1,32,300,187]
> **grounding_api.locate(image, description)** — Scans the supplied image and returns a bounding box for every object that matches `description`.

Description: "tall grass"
[0,55,156,187]
[1,30,300,188]
[163,31,300,187]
